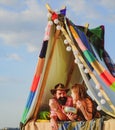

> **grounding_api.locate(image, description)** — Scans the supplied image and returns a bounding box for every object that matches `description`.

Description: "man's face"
[55,90,67,105]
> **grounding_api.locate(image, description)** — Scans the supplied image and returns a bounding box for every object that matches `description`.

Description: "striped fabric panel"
[58,118,103,130]
[21,21,53,124]
[100,70,115,86]
[83,50,96,63]
[69,25,115,91]
[21,25,50,123]
[31,75,40,92]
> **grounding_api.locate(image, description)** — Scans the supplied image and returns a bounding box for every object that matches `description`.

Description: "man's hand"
[50,118,58,130]
[66,113,76,121]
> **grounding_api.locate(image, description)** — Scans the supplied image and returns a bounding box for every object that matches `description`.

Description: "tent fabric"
[68,24,115,92]
[87,25,104,59]
[58,118,103,130]
[24,118,115,130]
[70,24,115,77]
[21,22,52,124]
[20,4,115,129]
[103,50,115,77]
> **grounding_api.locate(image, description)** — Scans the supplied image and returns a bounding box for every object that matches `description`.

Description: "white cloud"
[0,76,8,83]
[63,0,115,23]
[0,0,115,54]
[0,0,25,7]
[0,0,46,53]
[99,0,115,10]
[0,76,19,85]
[7,53,22,61]
[0,0,24,5]
[27,44,38,53]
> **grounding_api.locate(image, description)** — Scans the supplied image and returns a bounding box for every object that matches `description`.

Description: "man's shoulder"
[67,96,72,100]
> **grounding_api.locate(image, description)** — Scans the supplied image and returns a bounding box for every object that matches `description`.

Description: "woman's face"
[71,88,79,101]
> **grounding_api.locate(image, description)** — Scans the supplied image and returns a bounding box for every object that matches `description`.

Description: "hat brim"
[50,88,70,95]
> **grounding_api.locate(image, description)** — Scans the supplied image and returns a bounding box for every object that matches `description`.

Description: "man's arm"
[54,107,68,120]
[49,98,68,121]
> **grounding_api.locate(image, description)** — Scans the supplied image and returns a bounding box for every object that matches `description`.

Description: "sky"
[0,0,115,129]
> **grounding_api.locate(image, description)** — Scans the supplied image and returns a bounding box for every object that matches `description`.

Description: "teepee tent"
[20,4,115,130]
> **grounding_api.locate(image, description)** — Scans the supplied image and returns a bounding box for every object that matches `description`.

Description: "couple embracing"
[49,83,100,130]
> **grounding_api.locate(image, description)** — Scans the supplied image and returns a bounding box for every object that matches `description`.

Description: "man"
[49,83,76,130]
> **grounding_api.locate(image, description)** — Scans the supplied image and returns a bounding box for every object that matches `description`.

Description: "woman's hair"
[71,83,88,99]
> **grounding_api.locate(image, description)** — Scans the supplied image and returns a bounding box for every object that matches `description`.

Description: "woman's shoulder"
[84,97,93,105]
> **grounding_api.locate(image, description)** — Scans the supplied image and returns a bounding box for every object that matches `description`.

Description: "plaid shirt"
[49,96,73,120]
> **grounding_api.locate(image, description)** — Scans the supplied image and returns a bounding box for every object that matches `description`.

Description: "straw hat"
[50,83,69,95]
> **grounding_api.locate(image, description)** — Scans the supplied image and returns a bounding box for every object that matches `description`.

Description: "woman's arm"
[76,99,93,120]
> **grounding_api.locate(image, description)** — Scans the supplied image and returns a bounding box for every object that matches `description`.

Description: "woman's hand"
[76,100,82,108]
[76,100,85,112]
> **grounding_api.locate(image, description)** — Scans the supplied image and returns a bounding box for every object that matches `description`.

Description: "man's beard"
[57,97,67,105]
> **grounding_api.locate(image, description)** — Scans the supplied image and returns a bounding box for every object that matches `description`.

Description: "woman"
[70,83,101,121]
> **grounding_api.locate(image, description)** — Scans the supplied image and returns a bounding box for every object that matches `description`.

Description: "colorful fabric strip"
[83,50,96,63]
[21,91,35,123]
[21,107,29,123]
[43,22,52,41]
[110,82,115,91]
[39,40,48,58]
[31,75,40,92]
[91,60,105,74]
[26,91,35,108]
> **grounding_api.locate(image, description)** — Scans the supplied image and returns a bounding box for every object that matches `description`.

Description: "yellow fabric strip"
[91,60,105,75]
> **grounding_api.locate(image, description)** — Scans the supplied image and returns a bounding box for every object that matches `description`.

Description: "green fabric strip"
[89,26,104,59]
[110,82,115,91]
[21,107,29,124]
[83,50,96,63]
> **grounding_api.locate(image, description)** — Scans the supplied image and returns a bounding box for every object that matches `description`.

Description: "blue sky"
[0,0,115,128]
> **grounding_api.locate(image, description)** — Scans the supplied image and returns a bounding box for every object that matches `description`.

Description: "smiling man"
[49,83,75,130]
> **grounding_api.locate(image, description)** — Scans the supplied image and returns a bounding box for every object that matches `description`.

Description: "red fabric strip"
[100,70,115,86]
[30,75,40,92]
